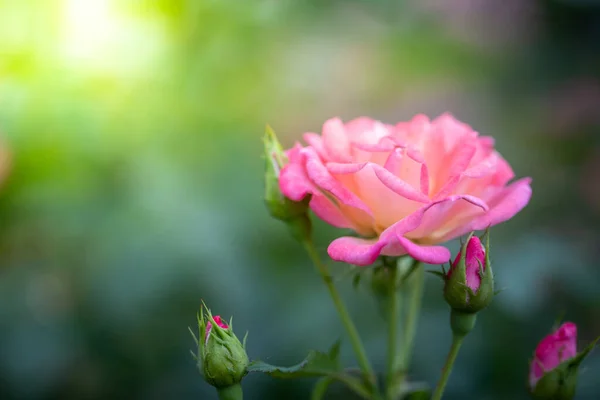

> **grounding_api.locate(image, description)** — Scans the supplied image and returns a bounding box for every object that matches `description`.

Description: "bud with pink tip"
[444,232,494,315]
[263,125,311,241]
[195,305,249,393]
[527,322,600,400]
[204,315,229,344]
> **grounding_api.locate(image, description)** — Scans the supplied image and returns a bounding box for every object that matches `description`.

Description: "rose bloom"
[529,322,577,389]
[279,114,532,266]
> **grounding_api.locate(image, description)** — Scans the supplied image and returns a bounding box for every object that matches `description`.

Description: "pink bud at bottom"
[529,322,578,389]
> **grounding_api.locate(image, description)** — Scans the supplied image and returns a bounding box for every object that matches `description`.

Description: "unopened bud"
[196,307,249,389]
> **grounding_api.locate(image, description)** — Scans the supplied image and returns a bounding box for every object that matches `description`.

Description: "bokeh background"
[0,0,599,399]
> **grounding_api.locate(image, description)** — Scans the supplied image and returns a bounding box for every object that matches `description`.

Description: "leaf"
[352,273,362,290]
[403,388,430,400]
[311,377,334,400]
[247,349,341,378]
[400,381,431,400]
[248,341,372,399]
[426,270,446,280]
[328,340,341,360]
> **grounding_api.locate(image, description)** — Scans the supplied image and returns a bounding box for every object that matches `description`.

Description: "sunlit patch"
[61,0,164,74]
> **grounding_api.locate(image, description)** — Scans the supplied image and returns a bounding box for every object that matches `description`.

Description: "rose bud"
[442,232,494,336]
[196,307,249,395]
[528,322,598,400]
[263,125,311,241]
[444,232,494,313]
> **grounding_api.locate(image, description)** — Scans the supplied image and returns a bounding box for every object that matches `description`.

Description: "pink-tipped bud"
[204,315,229,344]
[528,322,580,400]
[196,308,248,389]
[443,232,494,318]
[448,236,486,293]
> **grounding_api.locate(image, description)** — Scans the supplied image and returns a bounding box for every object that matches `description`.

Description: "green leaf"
[400,381,431,400]
[248,341,372,399]
[404,389,430,400]
[311,377,334,400]
[328,340,341,360]
[247,349,340,378]
[352,272,362,290]
[426,270,446,280]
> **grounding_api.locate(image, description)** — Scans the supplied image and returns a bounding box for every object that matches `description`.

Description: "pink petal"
[279,163,314,202]
[420,163,430,196]
[303,133,328,160]
[372,164,431,203]
[396,236,451,264]
[326,162,367,175]
[327,234,450,266]
[351,137,397,153]
[304,148,374,217]
[406,195,489,241]
[440,178,532,241]
[322,118,352,162]
[327,236,391,266]
[279,145,355,230]
[309,195,354,229]
[432,139,477,199]
[328,198,470,266]
[529,322,578,388]
[433,113,476,151]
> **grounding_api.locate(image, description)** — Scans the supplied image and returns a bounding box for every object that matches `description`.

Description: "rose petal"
[328,197,476,265]
[309,195,354,229]
[303,133,328,160]
[396,236,451,264]
[322,118,352,162]
[372,164,431,203]
[406,194,489,241]
[304,148,373,217]
[439,177,532,241]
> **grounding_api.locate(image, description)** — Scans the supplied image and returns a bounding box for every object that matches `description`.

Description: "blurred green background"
[0,0,599,399]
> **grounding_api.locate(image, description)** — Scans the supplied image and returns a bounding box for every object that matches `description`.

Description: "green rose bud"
[196,307,249,389]
[263,125,311,241]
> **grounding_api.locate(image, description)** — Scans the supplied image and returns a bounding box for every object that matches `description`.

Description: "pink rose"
[448,236,486,292]
[279,114,532,266]
[205,315,229,344]
[529,322,578,389]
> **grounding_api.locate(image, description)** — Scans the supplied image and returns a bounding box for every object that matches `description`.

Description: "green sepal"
[263,125,310,221]
[263,125,312,241]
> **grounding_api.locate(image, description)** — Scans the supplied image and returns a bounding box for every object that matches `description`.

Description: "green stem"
[431,335,465,400]
[385,266,400,399]
[399,262,424,369]
[303,240,378,396]
[217,384,243,400]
